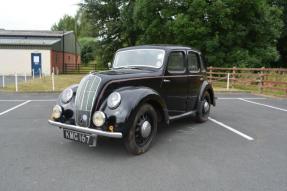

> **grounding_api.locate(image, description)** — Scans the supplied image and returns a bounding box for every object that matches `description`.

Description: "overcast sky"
[0,0,80,30]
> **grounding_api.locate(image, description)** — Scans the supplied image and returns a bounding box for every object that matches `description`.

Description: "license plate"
[63,129,92,144]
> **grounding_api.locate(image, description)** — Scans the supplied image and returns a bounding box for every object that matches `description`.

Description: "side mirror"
[108,62,112,69]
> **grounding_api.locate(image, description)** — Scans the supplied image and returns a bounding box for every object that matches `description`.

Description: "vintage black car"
[48,45,216,155]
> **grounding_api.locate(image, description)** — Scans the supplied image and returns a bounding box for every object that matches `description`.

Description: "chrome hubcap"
[141,121,152,138]
[203,101,210,113]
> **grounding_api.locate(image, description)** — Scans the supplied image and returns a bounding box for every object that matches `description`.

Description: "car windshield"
[113,49,165,69]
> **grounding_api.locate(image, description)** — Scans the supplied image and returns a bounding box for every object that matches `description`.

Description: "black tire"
[195,91,211,123]
[124,104,158,155]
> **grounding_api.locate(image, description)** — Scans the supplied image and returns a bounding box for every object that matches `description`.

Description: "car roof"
[118,45,201,53]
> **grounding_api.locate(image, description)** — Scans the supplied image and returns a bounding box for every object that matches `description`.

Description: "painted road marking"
[0,100,56,102]
[0,100,31,116]
[238,98,287,112]
[0,98,265,102]
[218,97,266,100]
[208,117,254,141]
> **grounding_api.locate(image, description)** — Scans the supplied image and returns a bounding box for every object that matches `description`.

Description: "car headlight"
[92,111,106,127]
[52,105,62,119]
[61,88,73,103]
[107,92,121,109]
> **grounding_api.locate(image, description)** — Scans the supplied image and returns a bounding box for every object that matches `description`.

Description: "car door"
[186,51,203,111]
[162,51,189,116]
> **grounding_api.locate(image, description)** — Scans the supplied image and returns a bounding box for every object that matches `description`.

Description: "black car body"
[48,45,216,154]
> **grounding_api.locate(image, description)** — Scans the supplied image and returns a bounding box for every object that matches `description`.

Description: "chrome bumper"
[48,120,123,138]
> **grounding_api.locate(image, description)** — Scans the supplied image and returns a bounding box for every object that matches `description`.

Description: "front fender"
[99,86,169,135]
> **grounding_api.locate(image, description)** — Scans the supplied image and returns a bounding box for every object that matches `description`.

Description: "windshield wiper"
[114,66,144,70]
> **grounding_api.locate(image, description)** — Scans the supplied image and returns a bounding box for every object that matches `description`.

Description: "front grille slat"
[75,75,101,127]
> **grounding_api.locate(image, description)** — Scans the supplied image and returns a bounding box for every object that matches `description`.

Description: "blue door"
[31,53,42,76]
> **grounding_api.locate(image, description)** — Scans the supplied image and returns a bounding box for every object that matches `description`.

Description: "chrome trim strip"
[48,120,123,138]
[89,76,101,111]
[80,79,89,110]
[86,76,96,111]
[169,110,196,120]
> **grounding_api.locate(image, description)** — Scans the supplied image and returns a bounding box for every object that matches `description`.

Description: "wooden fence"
[207,67,287,96]
[63,63,106,74]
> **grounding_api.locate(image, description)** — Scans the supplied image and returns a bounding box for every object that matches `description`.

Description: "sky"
[0,0,80,30]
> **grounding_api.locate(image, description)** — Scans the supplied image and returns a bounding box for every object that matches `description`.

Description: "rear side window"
[187,52,200,72]
[167,52,185,73]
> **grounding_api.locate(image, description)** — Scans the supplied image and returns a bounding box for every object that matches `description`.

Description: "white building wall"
[0,49,51,75]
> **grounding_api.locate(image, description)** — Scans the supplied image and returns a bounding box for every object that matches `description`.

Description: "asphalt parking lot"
[0,92,287,191]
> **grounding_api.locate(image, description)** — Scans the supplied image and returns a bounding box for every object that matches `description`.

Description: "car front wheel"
[195,91,211,123]
[124,104,157,155]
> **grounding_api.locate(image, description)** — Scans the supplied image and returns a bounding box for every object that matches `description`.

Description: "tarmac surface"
[0,92,286,191]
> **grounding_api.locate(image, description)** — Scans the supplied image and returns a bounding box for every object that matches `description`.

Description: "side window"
[187,52,200,72]
[167,51,185,74]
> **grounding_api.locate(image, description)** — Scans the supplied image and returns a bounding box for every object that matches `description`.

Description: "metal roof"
[0,38,61,46]
[118,45,201,53]
[0,30,72,37]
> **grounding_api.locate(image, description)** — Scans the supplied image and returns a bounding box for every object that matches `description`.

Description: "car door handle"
[163,79,171,83]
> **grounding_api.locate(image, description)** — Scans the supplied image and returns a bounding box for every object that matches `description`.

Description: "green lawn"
[1,74,286,98]
[2,75,85,92]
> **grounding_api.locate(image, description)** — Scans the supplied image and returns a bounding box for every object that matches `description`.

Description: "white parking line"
[218,97,266,100]
[0,100,56,102]
[238,98,287,112]
[208,117,254,141]
[0,100,31,116]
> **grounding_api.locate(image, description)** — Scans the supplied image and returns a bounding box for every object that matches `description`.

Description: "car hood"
[74,68,162,127]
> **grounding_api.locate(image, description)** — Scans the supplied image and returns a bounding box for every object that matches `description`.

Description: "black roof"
[118,45,201,53]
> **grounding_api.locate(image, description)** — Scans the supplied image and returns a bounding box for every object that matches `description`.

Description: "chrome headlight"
[92,111,106,127]
[52,105,62,119]
[107,92,121,109]
[61,88,73,103]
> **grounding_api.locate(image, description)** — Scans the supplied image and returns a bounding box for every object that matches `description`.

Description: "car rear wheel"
[195,91,211,123]
[124,104,157,155]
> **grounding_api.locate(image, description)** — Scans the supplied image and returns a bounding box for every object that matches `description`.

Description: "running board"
[169,110,196,121]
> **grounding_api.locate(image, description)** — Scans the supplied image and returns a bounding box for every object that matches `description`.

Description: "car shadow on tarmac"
[59,117,198,157]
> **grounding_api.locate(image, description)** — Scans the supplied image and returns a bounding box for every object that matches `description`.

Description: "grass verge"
[1,75,84,92]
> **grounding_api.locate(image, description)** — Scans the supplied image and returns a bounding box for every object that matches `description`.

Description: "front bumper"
[48,120,123,138]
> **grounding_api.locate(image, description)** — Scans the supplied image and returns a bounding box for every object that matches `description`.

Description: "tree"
[79,38,97,65]
[51,15,78,33]
[269,0,287,67]
[169,0,283,67]
[79,0,283,68]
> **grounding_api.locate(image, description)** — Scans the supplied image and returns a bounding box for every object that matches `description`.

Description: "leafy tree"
[78,0,283,68]
[269,0,287,67]
[51,15,78,33]
[79,38,97,65]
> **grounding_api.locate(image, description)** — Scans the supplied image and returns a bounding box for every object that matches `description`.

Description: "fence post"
[24,73,27,83]
[52,72,55,91]
[39,69,42,79]
[226,73,230,90]
[259,67,265,94]
[15,73,18,92]
[231,66,236,89]
[2,74,4,88]
[209,66,213,83]
[32,69,35,80]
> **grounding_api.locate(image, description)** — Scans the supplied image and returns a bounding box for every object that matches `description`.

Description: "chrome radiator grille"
[75,75,101,127]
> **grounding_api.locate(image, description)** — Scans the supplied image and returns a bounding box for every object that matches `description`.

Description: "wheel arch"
[100,86,169,134]
[198,81,216,106]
